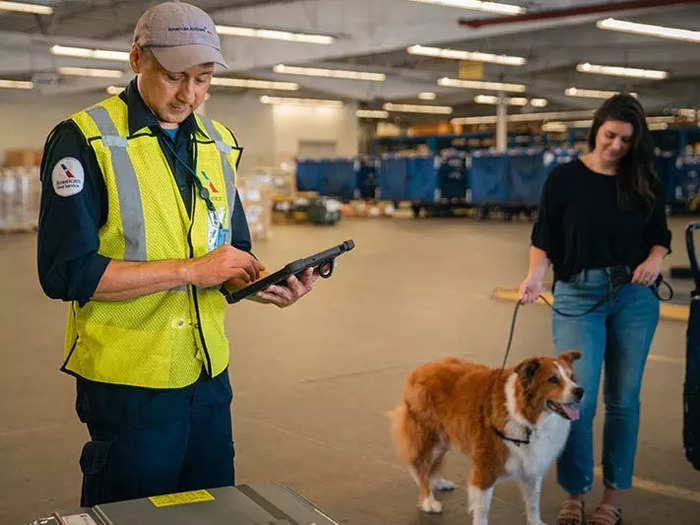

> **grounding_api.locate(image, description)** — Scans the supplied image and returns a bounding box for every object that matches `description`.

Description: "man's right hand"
[184,245,264,288]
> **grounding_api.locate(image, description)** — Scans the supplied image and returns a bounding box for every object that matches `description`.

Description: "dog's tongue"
[563,403,580,421]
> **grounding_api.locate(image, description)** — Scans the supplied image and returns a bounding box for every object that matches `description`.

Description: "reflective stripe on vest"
[62,96,240,388]
[86,105,146,262]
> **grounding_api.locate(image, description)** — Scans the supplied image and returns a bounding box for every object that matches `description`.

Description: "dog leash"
[491,275,673,446]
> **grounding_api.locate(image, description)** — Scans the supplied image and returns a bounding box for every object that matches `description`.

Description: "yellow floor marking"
[492,288,688,322]
[594,466,700,504]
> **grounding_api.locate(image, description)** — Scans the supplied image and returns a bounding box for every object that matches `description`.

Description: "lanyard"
[159,133,216,212]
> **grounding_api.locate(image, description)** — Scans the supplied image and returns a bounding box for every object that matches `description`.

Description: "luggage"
[684,222,700,470]
[31,483,339,524]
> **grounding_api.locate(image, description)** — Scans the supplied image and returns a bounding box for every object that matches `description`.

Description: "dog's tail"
[390,402,423,464]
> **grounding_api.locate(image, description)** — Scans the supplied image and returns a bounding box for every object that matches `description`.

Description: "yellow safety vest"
[63,95,241,388]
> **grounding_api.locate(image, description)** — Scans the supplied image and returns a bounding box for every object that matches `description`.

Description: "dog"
[391,352,583,525]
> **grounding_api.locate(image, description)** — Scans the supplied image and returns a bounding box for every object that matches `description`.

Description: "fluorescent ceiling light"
[216,25,334,44]
[418,92,437,100]
[451,109,595,125]
[259,95,343,107]
[356,109,389,119]
[0,1,52,15]
[105,85,126,95]
[474,94,528,106]
[530,98,548,107]
[407,44,526,66]
[273,64,385,81]
[409,0,525,16]
[57,67,124,78]
[438,76,526,93]
[565,86,638,99]
[383,102,452,114]
[576,62,668,80]
[51,45,129,62]
[211,77,299,90]
[596,17,700,44]
[542,122,568,133]
[0,79,32,89]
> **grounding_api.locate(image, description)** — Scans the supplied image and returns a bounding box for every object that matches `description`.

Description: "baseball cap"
[133,1,228,72]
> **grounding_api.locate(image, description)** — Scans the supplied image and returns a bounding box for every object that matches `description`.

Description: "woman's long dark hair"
[588,94,657,215]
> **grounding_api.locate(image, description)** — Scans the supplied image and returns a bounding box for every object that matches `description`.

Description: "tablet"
[219,240,355,304]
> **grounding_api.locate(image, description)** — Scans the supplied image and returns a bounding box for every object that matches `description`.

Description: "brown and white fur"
[391,352,583,525]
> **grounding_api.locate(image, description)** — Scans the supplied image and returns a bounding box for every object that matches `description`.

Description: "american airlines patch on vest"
[52,157,84,197]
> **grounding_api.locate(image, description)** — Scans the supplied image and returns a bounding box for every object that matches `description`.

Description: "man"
[37,1,322,507]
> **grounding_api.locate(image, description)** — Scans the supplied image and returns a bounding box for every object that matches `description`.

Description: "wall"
[0,88,360,170]
[0,90,106,165]
[205,90,359,172]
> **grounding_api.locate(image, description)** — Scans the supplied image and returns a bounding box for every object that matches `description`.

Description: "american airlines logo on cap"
[168,25,213,35]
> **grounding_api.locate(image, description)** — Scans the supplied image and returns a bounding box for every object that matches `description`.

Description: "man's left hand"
[255,266,324,308]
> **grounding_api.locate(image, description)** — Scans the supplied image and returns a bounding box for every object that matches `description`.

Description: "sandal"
[587,504,621,525]
[557,499,585,525]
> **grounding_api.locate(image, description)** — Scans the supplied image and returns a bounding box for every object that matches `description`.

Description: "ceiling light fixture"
[407,44,526,66]
[259,95,343,107]
[408,0,525,16]
[356,109,389,118]
[211,77,299,90]
[51,45,130,62]
[273,64,385,81]
[58,67,124,78]
[383,102,453,114]
[105,85,125,95]
[418,91,437,100]
[216,25,334,44]
[0,1,52,15]
[438,76,526,93]
[530,98,548,107]
[0,79,33,89]
[596,18,700,44]
[576,62,668,80]
[451,109,596,125]
[565,86,638,99]
[474,94,528,106]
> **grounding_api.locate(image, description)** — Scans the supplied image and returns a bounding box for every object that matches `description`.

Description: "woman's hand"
[518,274,544,304]
[632,255,663,287]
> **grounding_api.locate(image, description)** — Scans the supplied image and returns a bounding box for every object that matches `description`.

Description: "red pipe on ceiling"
[460,0,700,28]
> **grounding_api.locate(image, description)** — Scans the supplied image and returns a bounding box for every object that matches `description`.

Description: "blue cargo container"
[296,159,322,192]
[469,153,510,204]
[319,159,356,200]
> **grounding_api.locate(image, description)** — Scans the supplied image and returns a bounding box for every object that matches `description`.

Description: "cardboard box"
[4,149,43,168]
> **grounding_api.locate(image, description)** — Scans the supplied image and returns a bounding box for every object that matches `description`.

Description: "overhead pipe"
[460,0,700,28]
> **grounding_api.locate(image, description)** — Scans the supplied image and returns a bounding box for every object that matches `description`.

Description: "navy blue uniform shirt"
[38,78,251,306]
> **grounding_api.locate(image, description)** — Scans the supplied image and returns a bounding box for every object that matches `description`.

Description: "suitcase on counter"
[685,222,700,470]
[31,483,340,525]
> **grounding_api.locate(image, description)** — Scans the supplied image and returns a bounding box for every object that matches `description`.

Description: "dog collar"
[491,423,532,447]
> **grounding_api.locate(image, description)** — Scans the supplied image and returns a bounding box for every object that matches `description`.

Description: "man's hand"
[255,264,328,308]
[184,245,264,288]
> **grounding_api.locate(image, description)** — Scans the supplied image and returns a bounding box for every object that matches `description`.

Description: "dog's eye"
[548,375,559,384]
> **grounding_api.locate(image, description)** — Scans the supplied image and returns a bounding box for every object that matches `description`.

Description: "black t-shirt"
[531,158,672,283]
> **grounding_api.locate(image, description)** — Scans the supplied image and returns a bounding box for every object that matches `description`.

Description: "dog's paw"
[432,478,456,491]
[419,496,443,513]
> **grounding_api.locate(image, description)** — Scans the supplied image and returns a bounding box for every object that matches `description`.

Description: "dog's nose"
[573,387,584,401]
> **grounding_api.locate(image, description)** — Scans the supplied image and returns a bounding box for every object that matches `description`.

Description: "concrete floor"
[1,214,698,524]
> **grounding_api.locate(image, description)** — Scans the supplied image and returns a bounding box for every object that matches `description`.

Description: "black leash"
[491,275,673,446]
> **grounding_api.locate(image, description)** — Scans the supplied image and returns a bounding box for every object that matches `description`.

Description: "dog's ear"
[515,358,540,382]
[559,351,582,365]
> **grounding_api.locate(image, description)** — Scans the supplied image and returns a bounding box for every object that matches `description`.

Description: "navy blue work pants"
[75,369,235,507]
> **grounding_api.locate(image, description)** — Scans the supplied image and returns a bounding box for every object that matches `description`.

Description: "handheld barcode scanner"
[219,240,355,304]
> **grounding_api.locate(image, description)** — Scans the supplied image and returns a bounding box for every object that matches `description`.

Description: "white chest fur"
[501,374,571,481]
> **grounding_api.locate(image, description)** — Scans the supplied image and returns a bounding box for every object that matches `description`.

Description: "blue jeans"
[552,268,659,494]
[76,368,235,506]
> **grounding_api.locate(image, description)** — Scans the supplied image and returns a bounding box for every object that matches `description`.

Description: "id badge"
[207,208,228,251]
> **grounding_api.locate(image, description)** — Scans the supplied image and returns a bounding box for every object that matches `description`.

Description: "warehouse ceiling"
[0,0,698,118]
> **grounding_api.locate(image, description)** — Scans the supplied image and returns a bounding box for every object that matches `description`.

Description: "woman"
[518,94,671,525]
